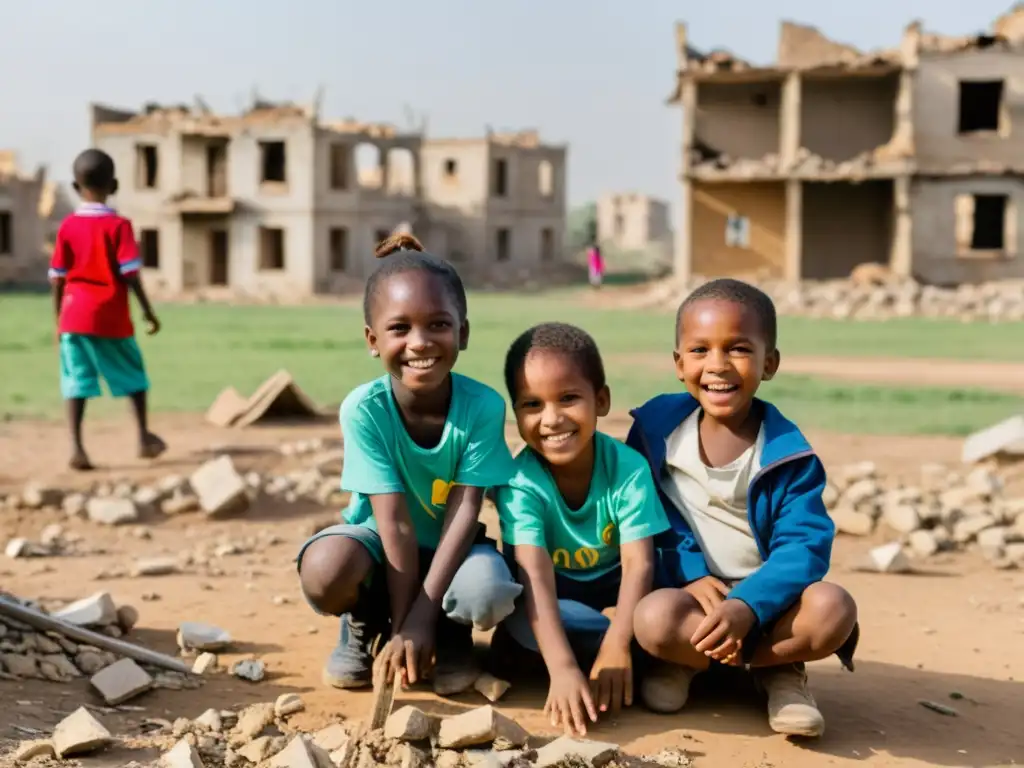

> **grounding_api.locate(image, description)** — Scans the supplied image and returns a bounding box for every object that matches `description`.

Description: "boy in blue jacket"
[627,278,859,738]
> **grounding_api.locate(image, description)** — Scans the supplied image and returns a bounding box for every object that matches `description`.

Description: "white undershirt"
[662,409,765,580]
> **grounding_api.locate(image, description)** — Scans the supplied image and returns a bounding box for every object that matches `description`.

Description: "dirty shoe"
[755,663,825,737]
[641,663,698,714]
[322,612,381,689]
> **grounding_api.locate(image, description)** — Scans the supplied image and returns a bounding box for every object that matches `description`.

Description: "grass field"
[1,292,1021,435]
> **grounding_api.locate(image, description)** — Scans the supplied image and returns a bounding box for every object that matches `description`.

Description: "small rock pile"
[826,461,1024,569]
[640,276,1024,322]
[8,701,694,768]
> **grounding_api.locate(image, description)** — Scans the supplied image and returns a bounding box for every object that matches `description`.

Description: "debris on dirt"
[90,657,154,704]
[51,706,113,758]
[534,736,620,768]
[189,456,250,517]
[384,706,438,741]
[962,414,1024,465]
[177,622,232,652]
[163,738,206,768]
[474,673,512,702]
[275,692,306,717]
[437,706,529,749]
[919,699,960,717]
[205,369,322,428]
[192,652,219,675]
[232,658,266,682]
[12,739,57,763]
[861,542,913,574]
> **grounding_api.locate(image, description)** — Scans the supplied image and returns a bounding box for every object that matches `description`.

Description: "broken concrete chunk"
[275,692,305,717]
[192,652,218,675]
[5,538,31,559]
[232,658,265,682]
[962,414,1024,464]
[189,456,250,517]
[163,739,205,768]
[237,736,281,764]
[132,557,180,577]
[882,504,920,534]
[908,529,941,557]
[86,497,140,526]
[384,706,436,742]
[862,542,912,574]
[232,702,276,744]
[177,622,232,651]
[534,736,620,768]
[12,740,56,763]
[473,673,511,702]
[830,507,874,537]
[51,706,112,758]
[22,484,64,509]
[90,658,154,705]
[269,735,334,768]
[193,708,223,733]
[437,706,529,749]
[312,723,349,752]
[52,592,118,627]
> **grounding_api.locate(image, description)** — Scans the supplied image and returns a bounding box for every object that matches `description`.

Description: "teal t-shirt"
[496,432,670,581]
[340,373,516,549]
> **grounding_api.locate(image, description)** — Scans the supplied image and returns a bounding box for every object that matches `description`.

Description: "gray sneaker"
[754,662,825,737]
[322,612,382,689]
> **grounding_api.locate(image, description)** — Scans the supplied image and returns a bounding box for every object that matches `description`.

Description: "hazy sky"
[2,1,1011,206]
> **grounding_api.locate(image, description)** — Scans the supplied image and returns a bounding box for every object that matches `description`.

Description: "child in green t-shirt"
[494,323,670,736]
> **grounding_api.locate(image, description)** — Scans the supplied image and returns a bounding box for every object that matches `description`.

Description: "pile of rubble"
[640,275,1024,322]
[826,461,1024,570]
[9,701,694,768]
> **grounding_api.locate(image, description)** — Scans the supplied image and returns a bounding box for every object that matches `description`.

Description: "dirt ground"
[1,415,1022,768]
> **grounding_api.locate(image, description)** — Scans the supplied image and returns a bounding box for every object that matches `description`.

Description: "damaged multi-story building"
[671,8,1024,285]
[596,193,674,254]
[91,99,567,296]
[0,151,48,287]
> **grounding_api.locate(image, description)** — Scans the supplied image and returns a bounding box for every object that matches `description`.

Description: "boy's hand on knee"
[545,662,598,737]
[683,576,729,615]
[691,598,755,664]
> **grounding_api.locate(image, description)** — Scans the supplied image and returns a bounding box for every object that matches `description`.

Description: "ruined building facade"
[596,193,673,253]
[92,102,567,296]
[672,9,1024,285]
[0,152,47,287]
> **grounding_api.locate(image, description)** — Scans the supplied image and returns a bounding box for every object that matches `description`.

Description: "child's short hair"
[676,278,778,350]
[73,149,116,192]
[504,322,606,400]
[362,233,468,325]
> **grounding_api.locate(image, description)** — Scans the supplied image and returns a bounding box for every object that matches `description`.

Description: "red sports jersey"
[48,204,142,338]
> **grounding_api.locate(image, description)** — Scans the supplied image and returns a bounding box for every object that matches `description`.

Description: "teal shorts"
[59,333,150,400]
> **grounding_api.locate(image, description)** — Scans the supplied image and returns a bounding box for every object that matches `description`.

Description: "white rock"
[883,504,921,534]
[232,659,265,682]
[51,706,112,758]
[86,498,140,526]
[189,456,250,517]
[163,739,205,768]
[908,530,940,557]
[177,622,232,652]
[52,592,118,627]
[831,507,874,536]
[863,542,912,574]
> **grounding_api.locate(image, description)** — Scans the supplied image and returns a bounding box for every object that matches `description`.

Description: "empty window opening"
[140,229,159,268]
[136,145,159,189]
[725,215,750,248]
[492,159,509,197]
[496,228,511,261]
[540,228,555,262]
[958,194,1008,252]
[329,227,348,272]
[0,212,11,255]
[259,141,287,184]
[386,147,416,195]
[958,81,1004,134]
[329,144,349,190]
[210,230,229,285]
[355,143,383,189]
[751,92,769,107]
[206,144,228,197]
[443,158,459,179]
[259,227,285,270]
[538,160,554,197]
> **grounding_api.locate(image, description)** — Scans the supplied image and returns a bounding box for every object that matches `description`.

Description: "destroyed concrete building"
[596,193,673,253]
[671,7,1024,285]
[91,100,567,296]
[0,151,47,287]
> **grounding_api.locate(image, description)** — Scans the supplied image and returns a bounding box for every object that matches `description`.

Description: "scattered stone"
[22,484,64,510]
[908,530,941,558]
[62,493,88,518]
[163,493,201,515]
[75,649,116,675]
[51,706,112,758]
[312,724,349,752]
[385,706,436,741]
[90,658,153,704]
[132,557,180,577]
[275,692,305,717]
[194,709,223,733]
[534,736,620,768]
[39,653,82,681]
[237,736,281,764]
[830,507,874,537]
[862,542,913,574]
[269,735,334,768]
[232,659,265,682]
[0,653,40,678]
[52,592,118,627]
[883,504,921,534]
[177,622,232,652]
[163,738,206,768]
[13,740,56,763]
[437,706,529,749]
[192,652,218,675]
[86,497,140,526]
[190,456,250,517]
[919,699,959,716]
[473,673,511,702]
[5,538,32,559]
[232,703,275,744]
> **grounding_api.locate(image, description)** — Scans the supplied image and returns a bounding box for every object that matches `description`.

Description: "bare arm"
[603,538,655,650]
[50,278,65,327]
[515,544,579,673]
[123,274,159,332]
[370,493,421,630]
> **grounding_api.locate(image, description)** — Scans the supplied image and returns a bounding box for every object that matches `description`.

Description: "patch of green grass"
[1,293,1021,435]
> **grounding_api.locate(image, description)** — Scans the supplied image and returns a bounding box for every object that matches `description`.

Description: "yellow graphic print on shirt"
[551,546,601,570]
[601,522,616,546]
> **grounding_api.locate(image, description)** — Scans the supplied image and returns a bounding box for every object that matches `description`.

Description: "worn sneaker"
[433,618,480,696]
[754,663,825,737]
[322,611,383,690]
[641,663,698,714]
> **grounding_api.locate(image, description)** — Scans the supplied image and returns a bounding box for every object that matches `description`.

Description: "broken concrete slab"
[86,497,140,526]
[205,386,249,428]
[193,709,223,733]
[131,557,180,577]
[90,657,154,704]
[192,652,218,674]
[384,706,436,741]
[275,692,305,717]
[177,622,232,651]
[189,456,250,517]
[963,415,1024,464]
[52,592,118,627]
[268,735,334,768]
[51,706,112,758]
[534,736,620,768]
[861,542,913,574]
[12,740,56,763]
[232,703,276,744]
[312,723,349,752]
[473,673,511,702]
[163,738,205,768]
[437,706,529,749]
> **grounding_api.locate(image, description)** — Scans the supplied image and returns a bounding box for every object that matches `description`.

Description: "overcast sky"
[1,0,1011,206]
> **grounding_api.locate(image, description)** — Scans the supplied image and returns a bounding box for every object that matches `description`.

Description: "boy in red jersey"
[49,149,166,470]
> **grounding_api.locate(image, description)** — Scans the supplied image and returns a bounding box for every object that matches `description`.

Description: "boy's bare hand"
[545,661,598,736]
[589,638,633,714]
[144,313,161,336]
[691,598,755,665]
[683,575,729,615]
[373,616,435,688]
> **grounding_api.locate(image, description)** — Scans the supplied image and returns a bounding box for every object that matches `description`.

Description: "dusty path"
[2,416,1021,767]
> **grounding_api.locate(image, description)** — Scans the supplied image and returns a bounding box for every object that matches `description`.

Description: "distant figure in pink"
[587,244,605,289]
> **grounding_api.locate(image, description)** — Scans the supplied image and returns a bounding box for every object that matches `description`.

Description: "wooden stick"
[0,598,193,676]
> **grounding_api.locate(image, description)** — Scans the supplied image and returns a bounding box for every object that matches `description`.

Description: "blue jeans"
[296,522,522,631]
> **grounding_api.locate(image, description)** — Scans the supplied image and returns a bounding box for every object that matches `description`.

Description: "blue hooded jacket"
[626,392,835,628]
